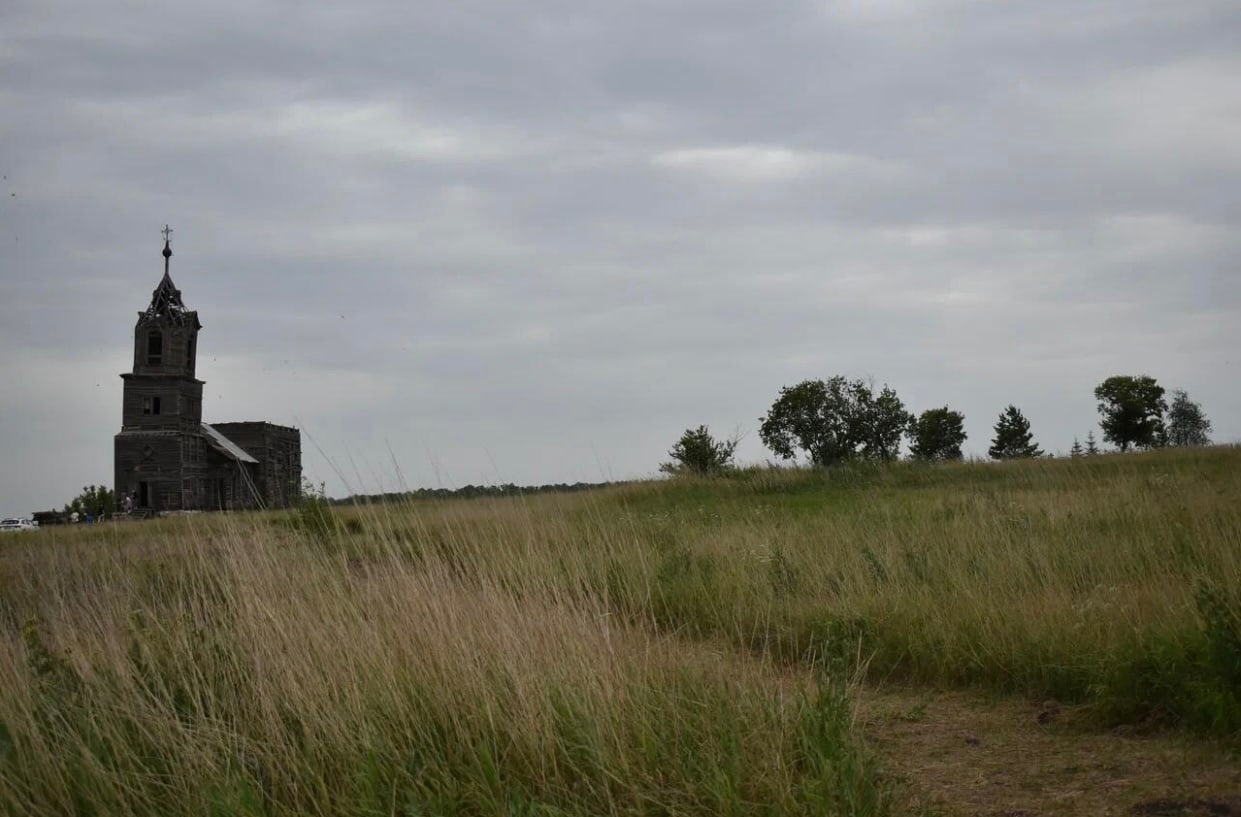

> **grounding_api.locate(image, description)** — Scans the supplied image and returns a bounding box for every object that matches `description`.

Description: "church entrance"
[138,481,150,509]
[211,478,227,510]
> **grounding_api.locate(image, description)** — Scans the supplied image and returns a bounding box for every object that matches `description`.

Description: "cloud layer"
[2,0,1239,514]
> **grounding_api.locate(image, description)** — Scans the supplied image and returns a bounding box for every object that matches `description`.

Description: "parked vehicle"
[0,517,39,533]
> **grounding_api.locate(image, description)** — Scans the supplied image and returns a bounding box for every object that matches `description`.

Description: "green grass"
[1,445,1238,815]
[611,449,1241,734]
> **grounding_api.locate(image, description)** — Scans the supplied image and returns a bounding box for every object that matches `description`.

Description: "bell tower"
[114,227,206,510]
[131,226,201,381]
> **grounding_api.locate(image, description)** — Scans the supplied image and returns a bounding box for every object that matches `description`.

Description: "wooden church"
[113,230,301,512]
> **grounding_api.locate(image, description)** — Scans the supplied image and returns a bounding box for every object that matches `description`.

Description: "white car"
[0,517,38,533]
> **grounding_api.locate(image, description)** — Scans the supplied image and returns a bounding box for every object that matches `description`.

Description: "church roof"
[142,235,200,327]
[200,422,259,464]
[145,271,190,319]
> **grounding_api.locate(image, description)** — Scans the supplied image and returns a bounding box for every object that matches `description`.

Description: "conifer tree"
[1085,430,1100,456]
[1070,438,1083,458]
[988,405,1044,460]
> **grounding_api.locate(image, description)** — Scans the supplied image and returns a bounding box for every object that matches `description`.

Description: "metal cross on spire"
[161,224,173,275]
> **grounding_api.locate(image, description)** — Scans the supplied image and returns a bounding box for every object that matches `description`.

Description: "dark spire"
[144,225,193,324]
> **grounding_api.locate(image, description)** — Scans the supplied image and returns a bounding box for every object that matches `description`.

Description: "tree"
[988,405,1044,460]
[1165,390,1212,447]
[660,425,738,476]
[1094,375,1166,452]
[759,377,911,466]
[908,407,967,462]
[65,485,115,518]
[861,384,912,462]
[1070,438,1084,458]
[1085,430,1100,456]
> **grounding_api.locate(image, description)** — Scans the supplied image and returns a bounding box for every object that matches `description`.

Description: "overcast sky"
[2,0,1239,515]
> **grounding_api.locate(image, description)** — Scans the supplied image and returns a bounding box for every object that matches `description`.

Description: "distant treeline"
[328,480,625,506]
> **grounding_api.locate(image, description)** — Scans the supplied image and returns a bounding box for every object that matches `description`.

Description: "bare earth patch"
[856,686,1240,817]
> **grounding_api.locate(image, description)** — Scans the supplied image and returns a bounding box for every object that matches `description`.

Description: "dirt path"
[856,686,1240,817]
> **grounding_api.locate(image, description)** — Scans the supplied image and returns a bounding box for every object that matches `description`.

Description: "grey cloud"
[2,0,1239,515]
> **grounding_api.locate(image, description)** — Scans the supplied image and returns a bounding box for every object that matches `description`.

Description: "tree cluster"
[666,373,1213,475]
[757,377,911,466]
[66,485,114,518]
[1093,376,1211,452]
[756,378,968,466]
[1070,431,1101,458]
[331,480,622,506]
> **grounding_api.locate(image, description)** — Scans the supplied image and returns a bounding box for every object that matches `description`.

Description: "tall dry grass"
[305,446,1240,734]
[1,445,1238,814]
[0,513,885,816]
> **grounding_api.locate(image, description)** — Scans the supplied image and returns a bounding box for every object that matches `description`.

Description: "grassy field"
[1,446,1238,815]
